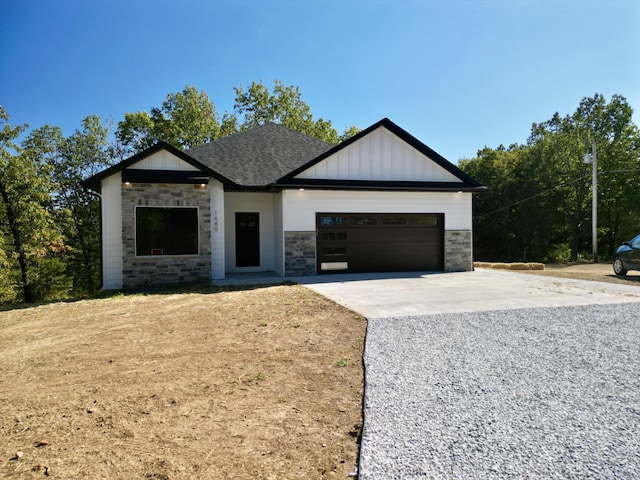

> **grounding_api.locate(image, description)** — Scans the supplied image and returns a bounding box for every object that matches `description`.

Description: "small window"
[352,217,378,226]
[136,207,199,256]
[322,247,347,256]
[320,216,348,226]
[382,217,408,225]
[410,216,438,226]
[321,232,348,241]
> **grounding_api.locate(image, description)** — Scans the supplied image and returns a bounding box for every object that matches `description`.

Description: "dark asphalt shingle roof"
[186,123,334,187]
[83,119,486,193]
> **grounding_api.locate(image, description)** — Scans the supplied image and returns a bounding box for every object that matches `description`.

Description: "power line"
[476,169,639,219]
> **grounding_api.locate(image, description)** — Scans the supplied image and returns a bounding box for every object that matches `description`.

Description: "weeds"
[335,358,350,367]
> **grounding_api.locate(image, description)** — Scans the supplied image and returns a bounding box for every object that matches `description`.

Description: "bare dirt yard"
[518,261,640,285]
[0,284,366,479]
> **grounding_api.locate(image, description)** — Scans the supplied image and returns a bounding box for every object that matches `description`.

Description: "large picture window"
[136,207,199,256]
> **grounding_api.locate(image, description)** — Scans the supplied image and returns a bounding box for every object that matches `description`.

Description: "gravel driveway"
[360,303,640,479]
[301,271,640,479]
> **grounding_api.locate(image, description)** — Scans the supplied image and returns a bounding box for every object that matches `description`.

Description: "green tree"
[234,80,358,144]
[117,85,229,154]
[116,110,157,153]
[459,145,537,261]
[460,94,639,263]
[0,107,63,303]
[527,112,593,261]
[23,115,117,296]
[59,116,114,293]
[118,82,359,154]
[573,94,640,255]
[0,106,25,303]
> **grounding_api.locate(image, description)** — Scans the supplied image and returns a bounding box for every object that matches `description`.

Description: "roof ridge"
[186,121,333,153]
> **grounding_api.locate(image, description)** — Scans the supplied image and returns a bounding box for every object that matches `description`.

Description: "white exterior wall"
[273,193,284,276]
[224,192,276,273]
[295,127,460,182]
[101,173,123,289]
[132,151,200,171]
[281,189,472,231]
[209,180,225,279]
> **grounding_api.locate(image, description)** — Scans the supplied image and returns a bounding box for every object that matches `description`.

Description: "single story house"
[84,118,486,289]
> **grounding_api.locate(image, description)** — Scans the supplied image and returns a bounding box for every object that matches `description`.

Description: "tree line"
[1,88,637,304]
[0,81,359,304]
[459,94,640,263]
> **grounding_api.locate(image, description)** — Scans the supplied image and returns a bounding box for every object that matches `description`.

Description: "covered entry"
[316,213,444,274]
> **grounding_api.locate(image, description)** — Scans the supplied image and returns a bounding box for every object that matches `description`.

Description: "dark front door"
[235,212,260,267]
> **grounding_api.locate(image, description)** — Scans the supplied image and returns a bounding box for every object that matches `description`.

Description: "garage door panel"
[316,213,444,274]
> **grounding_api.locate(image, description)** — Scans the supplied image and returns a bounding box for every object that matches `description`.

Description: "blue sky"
[1,0,638,162]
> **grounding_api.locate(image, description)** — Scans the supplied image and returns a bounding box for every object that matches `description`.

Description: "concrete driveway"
[297,270,640,478]
[297,268,640,316]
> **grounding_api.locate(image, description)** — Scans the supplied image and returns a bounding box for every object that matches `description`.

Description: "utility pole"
[583,138,598,263]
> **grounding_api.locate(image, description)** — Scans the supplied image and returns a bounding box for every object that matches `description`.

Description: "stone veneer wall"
[444,230,473,272]
[284,231,316,276]
[121,183,211,289]
[284,230,472,276]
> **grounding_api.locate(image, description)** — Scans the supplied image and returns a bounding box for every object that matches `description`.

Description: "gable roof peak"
[277,117,484,189]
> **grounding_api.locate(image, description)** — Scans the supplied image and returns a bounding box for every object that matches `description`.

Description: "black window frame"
[135,206,200,257]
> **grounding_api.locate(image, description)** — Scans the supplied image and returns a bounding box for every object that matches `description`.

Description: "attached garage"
[316,213,444,274]
[86,117,486,290]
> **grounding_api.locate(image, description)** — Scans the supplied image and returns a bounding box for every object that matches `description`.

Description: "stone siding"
[284,231,316,276]
[444,230,473,272]
[121,183,211,289]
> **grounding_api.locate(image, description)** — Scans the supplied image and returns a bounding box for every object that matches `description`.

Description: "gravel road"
[359,302,640,479]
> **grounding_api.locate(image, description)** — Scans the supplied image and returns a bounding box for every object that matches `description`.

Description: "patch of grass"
[242,372,266,385]
[335,357,351,367]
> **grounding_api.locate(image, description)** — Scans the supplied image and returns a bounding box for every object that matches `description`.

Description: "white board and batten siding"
[101,173,123,290]
[295,126,460,183]
[281,190,472,232]
[132,150,200,171]
[286,126,472,232]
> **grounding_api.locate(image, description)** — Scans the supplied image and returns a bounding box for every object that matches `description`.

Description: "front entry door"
[235,212,260,267]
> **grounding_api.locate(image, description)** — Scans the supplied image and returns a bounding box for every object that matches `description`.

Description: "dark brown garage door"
[316,213,444,274]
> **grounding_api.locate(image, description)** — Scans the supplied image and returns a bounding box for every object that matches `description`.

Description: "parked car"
[613,233,640,276]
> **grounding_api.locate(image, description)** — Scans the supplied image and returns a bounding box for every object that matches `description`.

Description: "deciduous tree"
[0,107,63,303]
[117,85,228,154]
[56,115,114,293]
[118,81,360,154]
[460,94,639,262]
[233,80,358,144]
